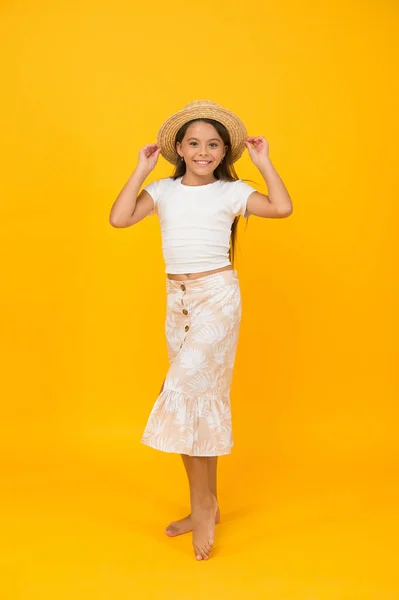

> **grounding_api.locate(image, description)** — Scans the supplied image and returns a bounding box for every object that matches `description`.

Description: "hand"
[243,136,269,167]
[138,143,162,172]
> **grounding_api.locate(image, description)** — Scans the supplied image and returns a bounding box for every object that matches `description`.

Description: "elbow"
[109,207,129,227]
[109,215,120,227]
[109,214,135,228]
[278,205,293,218]
[109,215,126,228]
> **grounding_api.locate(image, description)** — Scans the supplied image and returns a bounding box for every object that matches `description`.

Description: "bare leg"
[165,456,220,537]
[161,370,220,542]
[180,455,218,560]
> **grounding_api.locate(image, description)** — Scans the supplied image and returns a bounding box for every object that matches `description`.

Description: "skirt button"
[180,284,186,291]
[182,309,188,315]
[184,325,189,332]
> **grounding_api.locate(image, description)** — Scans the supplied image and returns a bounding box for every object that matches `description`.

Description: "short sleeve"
[231,180,257,218]
[143,179,161,217]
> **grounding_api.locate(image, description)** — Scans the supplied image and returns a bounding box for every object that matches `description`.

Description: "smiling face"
[176,121,227,175]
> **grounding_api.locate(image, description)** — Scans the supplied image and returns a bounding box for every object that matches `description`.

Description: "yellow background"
[1,0,398,597]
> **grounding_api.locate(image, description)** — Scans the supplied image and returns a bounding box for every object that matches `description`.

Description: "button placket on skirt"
[179,283,190,349]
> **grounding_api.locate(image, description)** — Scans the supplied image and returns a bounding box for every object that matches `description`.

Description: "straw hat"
[156,100,248,165]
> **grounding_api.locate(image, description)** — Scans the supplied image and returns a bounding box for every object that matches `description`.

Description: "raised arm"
[109,143,161,228]
[244,136,293,218]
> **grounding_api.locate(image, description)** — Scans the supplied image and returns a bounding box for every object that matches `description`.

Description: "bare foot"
[165,506,220,537]
[191,493,219,561]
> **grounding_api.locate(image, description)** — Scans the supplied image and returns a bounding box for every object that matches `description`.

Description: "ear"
[176,141,182,158]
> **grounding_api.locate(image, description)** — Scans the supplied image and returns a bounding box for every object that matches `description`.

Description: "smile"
[194,160,212,166]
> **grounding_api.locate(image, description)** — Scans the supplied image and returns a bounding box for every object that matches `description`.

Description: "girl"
[109,100,292,562]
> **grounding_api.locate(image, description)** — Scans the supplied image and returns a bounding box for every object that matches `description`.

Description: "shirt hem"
[164,260,232,275]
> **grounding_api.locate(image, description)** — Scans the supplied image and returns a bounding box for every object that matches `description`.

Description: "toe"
[194,544,202,560]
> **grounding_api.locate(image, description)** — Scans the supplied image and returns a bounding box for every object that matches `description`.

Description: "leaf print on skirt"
[179,347,209,375]
[141,269,242,457]
[191,321,227,344]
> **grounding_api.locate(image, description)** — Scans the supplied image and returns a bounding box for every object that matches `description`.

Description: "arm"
[109,166,152,227]
[244,137,293,219]
[109,143,161,228]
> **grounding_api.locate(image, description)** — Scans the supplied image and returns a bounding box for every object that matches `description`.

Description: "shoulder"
[230,178,256,189]
[147,176,175,189]
[228,178,258,199]
[220,178,257,193]
[143,176,175,198]
[158,176,175,185]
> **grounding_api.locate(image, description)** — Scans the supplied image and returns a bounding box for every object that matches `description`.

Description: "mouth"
[193,160,213,167]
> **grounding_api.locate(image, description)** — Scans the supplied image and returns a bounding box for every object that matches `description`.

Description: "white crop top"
[143,175,257,274]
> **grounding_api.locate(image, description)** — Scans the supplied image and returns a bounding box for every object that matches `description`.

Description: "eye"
[189,142,219,147]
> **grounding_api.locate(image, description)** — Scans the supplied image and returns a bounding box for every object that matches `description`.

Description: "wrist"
[257,155,271,167]
[133,165,152,178]
[256,157,273,174]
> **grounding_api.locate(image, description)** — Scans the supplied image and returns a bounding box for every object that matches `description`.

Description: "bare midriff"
[167,264,234,281]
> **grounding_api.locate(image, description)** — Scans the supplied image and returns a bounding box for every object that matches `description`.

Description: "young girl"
[109,100,292,562]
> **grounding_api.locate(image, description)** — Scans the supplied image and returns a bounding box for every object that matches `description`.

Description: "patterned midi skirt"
[140,268,242,457]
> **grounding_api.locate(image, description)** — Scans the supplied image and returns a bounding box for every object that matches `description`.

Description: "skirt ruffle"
[140,387,233,457]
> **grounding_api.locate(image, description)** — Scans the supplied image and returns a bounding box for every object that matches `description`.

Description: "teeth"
[195,161,211,164]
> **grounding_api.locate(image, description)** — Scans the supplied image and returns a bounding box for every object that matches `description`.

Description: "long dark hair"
[170,118,250,268]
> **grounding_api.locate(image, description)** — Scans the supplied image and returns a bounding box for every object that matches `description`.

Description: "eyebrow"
[187,137,221,142]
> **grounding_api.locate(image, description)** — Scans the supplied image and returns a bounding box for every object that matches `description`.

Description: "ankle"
[190,490,214,508]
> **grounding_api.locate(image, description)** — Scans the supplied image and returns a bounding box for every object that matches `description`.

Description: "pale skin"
[109,121,293,560]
